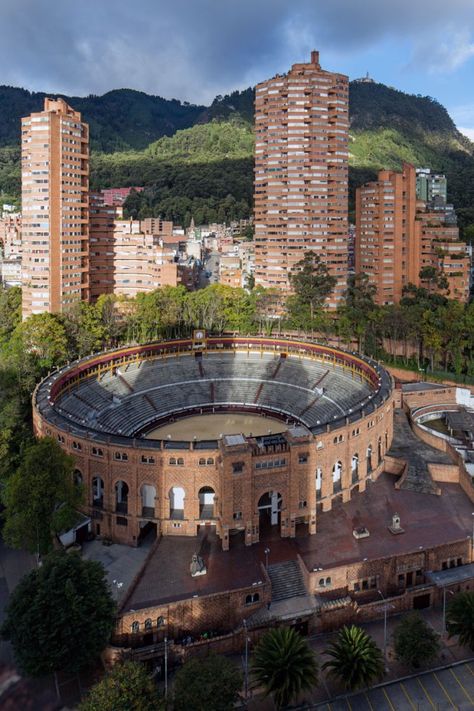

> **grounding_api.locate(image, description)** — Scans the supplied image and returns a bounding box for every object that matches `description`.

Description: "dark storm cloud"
[1,0,474,101]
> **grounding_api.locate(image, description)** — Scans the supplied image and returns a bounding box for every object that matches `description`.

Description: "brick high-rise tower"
[21,98,89,318]
[355,162,470,304]
[254,51,349,306]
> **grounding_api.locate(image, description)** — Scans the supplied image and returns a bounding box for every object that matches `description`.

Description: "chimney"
[311,50,320,67]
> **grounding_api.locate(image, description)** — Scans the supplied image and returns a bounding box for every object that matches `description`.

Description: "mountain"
[0,81,473,231]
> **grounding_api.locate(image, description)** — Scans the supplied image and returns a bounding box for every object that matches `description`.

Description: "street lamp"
[243,619,249,701]
[442,588,455,637]
[164,636,168,700]
[378,590,394,668]
[471,513,474,553]
[264,547,270,569]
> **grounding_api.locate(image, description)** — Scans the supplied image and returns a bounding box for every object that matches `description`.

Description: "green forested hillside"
[0,81,473,231]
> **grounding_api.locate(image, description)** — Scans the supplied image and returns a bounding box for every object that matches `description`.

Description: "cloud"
[0,0,473,102]
[409,28,474,74]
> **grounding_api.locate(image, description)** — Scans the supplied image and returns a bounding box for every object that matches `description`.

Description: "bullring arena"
[32,336,474,653]
[34,335,393,548]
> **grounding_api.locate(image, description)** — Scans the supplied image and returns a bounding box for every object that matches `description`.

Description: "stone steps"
[267,560,307,601]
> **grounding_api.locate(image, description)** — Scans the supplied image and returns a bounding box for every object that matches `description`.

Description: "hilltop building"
[21,98,89,318]
[254,51,349,306]
[355,163,470,304]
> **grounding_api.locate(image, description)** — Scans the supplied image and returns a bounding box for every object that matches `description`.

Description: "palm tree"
[251,627,318,709]
[322,625,384,691]
[446,591,474,649]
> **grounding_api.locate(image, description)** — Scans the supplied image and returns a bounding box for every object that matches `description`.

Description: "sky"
[2,0,474,138]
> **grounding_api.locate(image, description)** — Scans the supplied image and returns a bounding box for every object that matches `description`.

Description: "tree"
[63,301,106,358]
[0,285,21,345]
[339,273,378,353]
[322,625,384,691]
[446,591,474,649]
[6,312,68,393]
[393,613,440,669]
[2,437,82,555]
[80,661,161,711]
[288,251,336,328]
[1,552,116,675]
[173,655,242,711]
[251,627,318,709]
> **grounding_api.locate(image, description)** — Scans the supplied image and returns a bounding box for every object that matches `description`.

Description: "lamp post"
[164,635,168,700]
[264,547,270,569]
[378,590,394,668]
[442,588,454,637]
[243,619,249,702]
[471,513,474,554]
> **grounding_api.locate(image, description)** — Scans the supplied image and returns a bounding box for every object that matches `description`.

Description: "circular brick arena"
[33,336,394,548]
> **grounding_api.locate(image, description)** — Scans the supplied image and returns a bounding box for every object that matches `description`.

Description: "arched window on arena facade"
[141,484,156,518]
[74,469,83,487]
[351,454,359,484]
[92,476,104,509]
[315,467,322,500]
[131,621,139,634]
[169,487,185,519]
[332,461,342,493]
[198,486,215,519]
[199,458,206,466]
[115,481,129,514]
[366,445,373,474]
[378,436,382,464]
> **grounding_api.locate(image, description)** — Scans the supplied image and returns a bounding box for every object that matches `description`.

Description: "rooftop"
[298,473,473,571]
[121,472,474,612]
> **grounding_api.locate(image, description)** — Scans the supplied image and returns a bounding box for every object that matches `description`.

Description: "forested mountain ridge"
[0,81,473,230]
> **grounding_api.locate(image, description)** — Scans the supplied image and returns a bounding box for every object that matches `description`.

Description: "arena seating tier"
[52,351,375,437]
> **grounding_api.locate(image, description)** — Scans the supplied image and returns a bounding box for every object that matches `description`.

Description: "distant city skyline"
[1,0,474,138]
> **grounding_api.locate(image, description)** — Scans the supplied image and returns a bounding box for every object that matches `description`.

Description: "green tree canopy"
[2,437,82,555]
[251,627,318,709]
[287,251,336,331]
[0,285,21,346]
[447,591,474,650]
[7,312,68,381]
[1,552,116,675]
[80,661,161,711]
[393,613,440,669]
[322,625,384,691]
[289,251,337,312]
[173,654,242,711]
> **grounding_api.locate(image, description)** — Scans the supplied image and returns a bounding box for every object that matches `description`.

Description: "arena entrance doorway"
[138,520,157,545]
[258,491,282,527]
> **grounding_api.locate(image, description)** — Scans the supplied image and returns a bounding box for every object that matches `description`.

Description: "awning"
[426,563,474,587]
